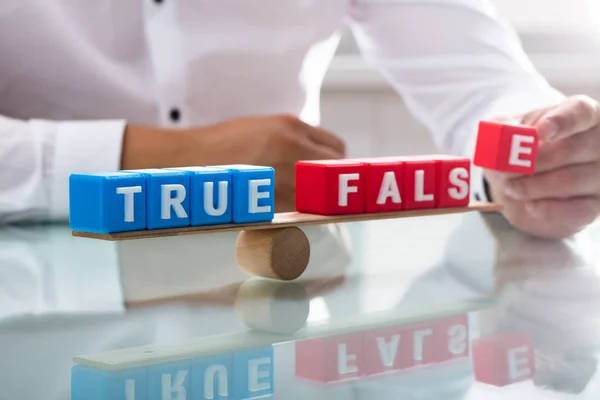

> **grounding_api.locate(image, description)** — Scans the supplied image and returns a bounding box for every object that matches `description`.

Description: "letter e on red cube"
[472,332,535,386]
[474,121,538,175]
[296,160,365,215]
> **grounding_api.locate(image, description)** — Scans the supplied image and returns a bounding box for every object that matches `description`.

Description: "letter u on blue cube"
[69,172,147,233]
[127,169,191,229]
[214,165,275,224]
[171,167,233,226]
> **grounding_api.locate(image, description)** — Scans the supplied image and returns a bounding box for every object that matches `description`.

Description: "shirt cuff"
[32,119,127,220]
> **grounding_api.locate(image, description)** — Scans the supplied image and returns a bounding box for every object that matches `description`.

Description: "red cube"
[363,325,414,376]
[401,156,437,210]
[295,160,366,215]
[434,156,471,208]
[295,333,364,383]
[352,158,404,213]
[472,332,535,386]
[433,315,470,362]
[474,121,538,175]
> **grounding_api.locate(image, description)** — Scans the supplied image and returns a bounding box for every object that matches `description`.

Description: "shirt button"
[169,108,181,123]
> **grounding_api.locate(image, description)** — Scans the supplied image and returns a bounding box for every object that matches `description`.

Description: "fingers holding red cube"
[474,121,538,175]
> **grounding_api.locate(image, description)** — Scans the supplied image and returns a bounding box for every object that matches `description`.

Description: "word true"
[295,155,471,215]
[69,165,275,234]
[295,315,469,383]
[71,346,274,400]
[474,120,538,175]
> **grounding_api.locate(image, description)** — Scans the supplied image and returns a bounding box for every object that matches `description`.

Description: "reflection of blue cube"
[214,165,274,224]
[233,346,274,399]
[171,167,232,226]
[69,172,147,233]
[71,365,146,400]
[147,361,191,400]
[127,169,191,230]
[191,354,232,400]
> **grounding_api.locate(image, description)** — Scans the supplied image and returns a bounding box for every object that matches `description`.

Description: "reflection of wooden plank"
[73,299,494,371]
[72,201,502,241]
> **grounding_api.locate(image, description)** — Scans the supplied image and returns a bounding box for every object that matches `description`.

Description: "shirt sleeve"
[0,116,126,223]
[347,0,566,201]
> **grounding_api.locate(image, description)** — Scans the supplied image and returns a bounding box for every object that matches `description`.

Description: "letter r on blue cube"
[214,165,274,224]
[69,172,147,234]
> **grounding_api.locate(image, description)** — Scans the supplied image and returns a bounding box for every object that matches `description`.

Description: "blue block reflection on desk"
[71,365,146,400]
[126,169,191,230]
[171,167,233,226]
[69,172,147,233]
[71,345,274,400]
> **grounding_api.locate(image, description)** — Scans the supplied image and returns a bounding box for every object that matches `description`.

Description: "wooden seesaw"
[72,201,502,281]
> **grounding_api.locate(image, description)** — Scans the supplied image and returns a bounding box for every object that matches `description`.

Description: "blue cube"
[69,172,147,233]
[191,354,232,399]
[214,165,274,224]
[71,365,146,400]
[233,346,274,400]
[147,361,191,400]
[127,169,191,230]
[170,167,233,226]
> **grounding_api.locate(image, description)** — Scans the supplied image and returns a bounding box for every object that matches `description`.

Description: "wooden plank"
[73,298,493,371]
[72,201,502,241]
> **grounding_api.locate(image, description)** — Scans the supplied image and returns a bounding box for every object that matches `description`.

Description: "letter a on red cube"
[354,158,404,213]
[296,160,365,215]
[474,121,538,175]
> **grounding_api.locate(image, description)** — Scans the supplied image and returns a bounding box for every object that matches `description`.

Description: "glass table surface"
[1,211,600,399]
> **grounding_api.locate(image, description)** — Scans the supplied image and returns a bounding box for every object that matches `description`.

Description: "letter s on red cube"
[474,121,538,175]
[296,160,365,215]
[435,156,471,208]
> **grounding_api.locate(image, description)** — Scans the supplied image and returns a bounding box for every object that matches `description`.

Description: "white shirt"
[0,0,564,222]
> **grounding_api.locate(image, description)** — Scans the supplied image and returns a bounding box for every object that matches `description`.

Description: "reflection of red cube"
[434,315,470,362]
[296,160,365,215]
[472,332,535,386]
[295,333,364,383]
[363,325,413,375]
[434,156,471,208]
[474,121,538,175]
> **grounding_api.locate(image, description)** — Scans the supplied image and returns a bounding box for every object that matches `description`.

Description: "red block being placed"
[474,121,538,175]
[295,160,366,215]
[472,332,535,387]
[295,333,364,383]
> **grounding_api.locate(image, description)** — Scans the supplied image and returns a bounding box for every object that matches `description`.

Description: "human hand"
[121,115,346,212]
[484,95,600,239]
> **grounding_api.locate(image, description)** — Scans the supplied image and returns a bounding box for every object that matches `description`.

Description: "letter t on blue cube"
[216,165,274,224]
[69,172,147,233]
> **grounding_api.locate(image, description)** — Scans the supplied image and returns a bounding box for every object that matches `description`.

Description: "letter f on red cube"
[474,121,538,175]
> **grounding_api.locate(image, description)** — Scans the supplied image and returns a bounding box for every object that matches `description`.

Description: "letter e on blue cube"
[233,346,274,400]
[69,172,146,233]
[129,169,191,229]
[170,167,232,226]
[71,365,146,400]
[216,165,274,224]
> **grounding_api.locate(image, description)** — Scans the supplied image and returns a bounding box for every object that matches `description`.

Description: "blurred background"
[322,0,600,157]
